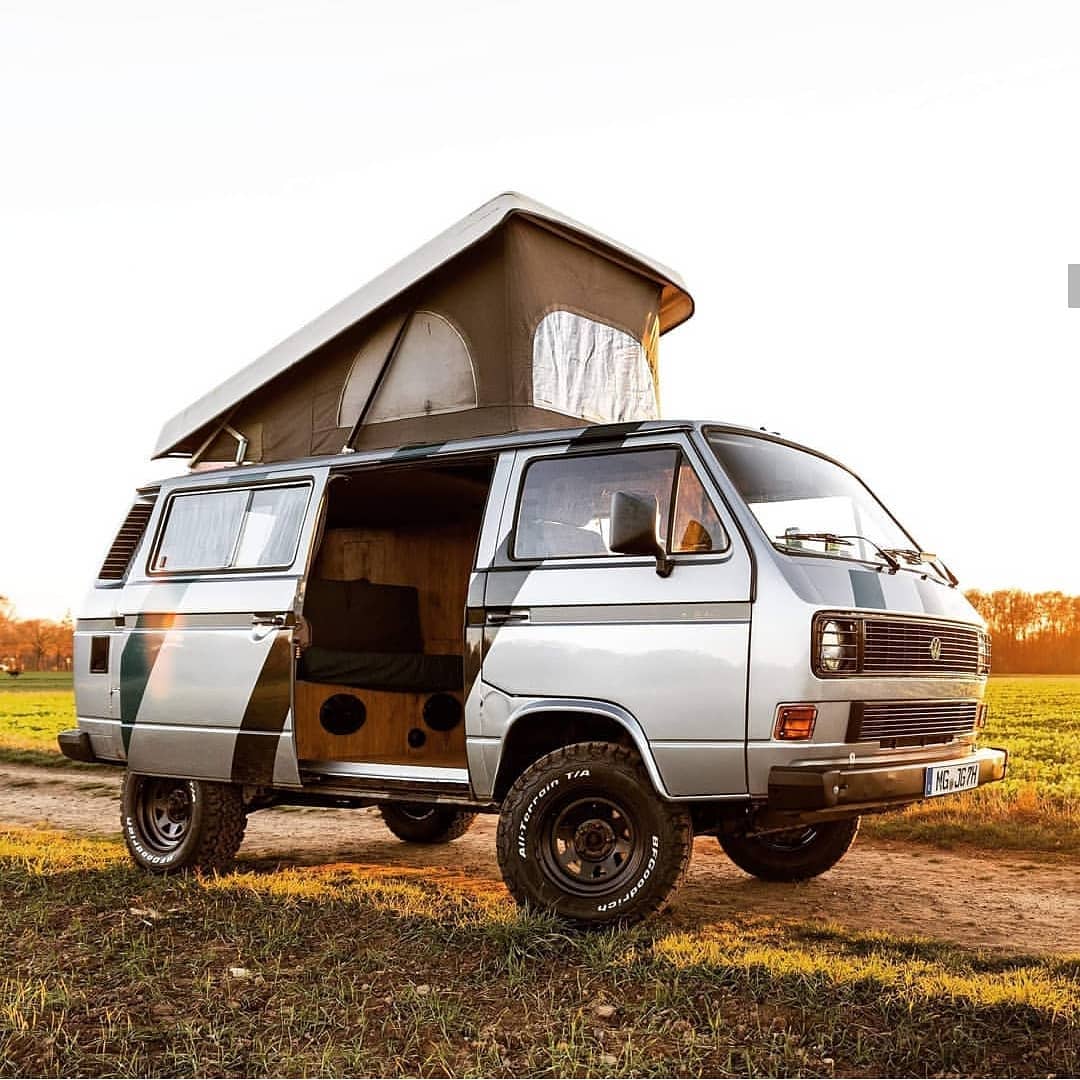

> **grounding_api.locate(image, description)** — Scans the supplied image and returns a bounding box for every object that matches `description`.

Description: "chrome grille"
[848,700,979,745]
[862,618,980,676]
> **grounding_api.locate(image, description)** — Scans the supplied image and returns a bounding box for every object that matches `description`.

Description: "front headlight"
[817,617,858,674]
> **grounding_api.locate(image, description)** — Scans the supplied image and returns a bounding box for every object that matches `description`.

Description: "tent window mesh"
[338,310,478,428]
[532,311,659,424]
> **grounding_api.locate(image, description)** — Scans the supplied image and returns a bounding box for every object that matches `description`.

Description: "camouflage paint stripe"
[462,573,487,705]
[119,619,173,751]
[229,633,293,785]
[566,421,650,446]
[850,569,887,609]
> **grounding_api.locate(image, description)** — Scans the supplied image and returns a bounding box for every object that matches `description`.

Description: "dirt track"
[3,761,1077,956]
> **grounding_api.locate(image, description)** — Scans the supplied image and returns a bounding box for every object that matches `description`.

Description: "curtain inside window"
[532,310,659,424]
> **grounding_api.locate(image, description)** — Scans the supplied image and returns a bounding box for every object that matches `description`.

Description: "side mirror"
[609,491,673,577]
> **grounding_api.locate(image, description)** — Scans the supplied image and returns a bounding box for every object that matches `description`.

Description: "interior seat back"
[304,577,423,654]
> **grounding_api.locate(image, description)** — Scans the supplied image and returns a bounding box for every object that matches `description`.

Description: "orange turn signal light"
[775,705,818,740]
[976,703,988,730]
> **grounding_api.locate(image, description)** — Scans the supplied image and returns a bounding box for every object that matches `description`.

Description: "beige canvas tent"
[154,193,694,465]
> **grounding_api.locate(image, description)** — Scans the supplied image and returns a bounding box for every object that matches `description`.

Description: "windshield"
[707,431,917,567]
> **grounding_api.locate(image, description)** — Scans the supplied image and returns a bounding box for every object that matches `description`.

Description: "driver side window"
[513,448,727,560]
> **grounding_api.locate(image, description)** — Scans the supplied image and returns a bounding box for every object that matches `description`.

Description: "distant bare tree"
[0,595,74,672]
[966,589,1080,673]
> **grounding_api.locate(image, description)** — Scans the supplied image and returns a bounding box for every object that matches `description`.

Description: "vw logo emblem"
[929,637,942,661]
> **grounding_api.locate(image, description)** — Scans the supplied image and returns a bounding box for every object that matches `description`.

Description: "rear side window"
[514,449,727,560]
[151,484,311,573]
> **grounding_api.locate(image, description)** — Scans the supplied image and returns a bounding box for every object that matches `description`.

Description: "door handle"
[252,613,288,628]
[486,609,530,626]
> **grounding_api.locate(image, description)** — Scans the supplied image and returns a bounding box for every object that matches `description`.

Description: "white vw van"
[63,196,1005,924]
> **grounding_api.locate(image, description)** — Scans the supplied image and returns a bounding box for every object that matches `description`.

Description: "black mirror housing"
[608,491,673,576]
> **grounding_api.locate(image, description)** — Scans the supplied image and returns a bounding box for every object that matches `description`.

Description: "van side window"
[515,450,729,561]
[516,450,677,559]
[672,461,728,553]
[151,484,310,573]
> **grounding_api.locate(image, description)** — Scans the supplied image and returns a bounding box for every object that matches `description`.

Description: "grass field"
[1,673,1078,853]
[1,675,1078,1076]
[0,672,83,768]
[0,825,1076,1077]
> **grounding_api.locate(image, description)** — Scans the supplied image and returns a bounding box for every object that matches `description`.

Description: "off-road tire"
[718,817,859,882]
[380,803,477,844]
[496,741,693,926]
[121,773,247,874]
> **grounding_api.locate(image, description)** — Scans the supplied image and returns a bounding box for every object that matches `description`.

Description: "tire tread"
[496,741,692,925]
[718,817,859,882]
[380,804,477,844]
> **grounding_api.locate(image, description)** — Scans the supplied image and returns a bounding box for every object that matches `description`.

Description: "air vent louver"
[97,500,155,580]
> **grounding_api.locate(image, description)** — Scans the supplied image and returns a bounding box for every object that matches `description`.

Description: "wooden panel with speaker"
[294,679,466,767]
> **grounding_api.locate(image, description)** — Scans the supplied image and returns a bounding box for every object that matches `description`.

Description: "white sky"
[1,0,1078,618]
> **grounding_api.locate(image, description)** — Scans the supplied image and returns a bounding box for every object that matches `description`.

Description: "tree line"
[0,588,1076,676]
[964,589,1080,674]
[0,595,73,673]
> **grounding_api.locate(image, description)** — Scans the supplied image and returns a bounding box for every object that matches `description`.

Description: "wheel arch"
[486,699,671,803]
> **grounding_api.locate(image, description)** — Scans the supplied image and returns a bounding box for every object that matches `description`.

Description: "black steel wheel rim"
[138,778,194,852]
[757,826,819,852]
[538,793,642,896]
[397,804,437,821]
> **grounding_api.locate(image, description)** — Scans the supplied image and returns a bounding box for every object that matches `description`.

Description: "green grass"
[2,674,1078,852]
[0,671,75,693]
[0,826,1076,1078]
[862,676,1080,854]
[0,673,79,768]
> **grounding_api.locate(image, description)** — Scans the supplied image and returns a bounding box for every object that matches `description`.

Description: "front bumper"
[768,745,1007,813]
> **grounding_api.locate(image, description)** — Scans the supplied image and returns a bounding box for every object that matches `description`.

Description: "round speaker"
[423,693,463,732]
[407,727,427,749]
[319,693,366,736]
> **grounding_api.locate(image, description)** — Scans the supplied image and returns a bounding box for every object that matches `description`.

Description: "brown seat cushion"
[298,647,463,692]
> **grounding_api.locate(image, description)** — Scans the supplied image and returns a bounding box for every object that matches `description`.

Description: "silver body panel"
[74,421,988,807]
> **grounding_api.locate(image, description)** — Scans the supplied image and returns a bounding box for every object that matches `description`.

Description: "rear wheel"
[496,741,693,926]
[121,773,247,873]
[379,803,477,844]
[718,817,859,881]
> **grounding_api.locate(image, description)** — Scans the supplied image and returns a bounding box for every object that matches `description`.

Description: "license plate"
[924,759,981,797]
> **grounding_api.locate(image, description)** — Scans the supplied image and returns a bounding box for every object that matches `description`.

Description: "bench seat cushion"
[299,646,464,693]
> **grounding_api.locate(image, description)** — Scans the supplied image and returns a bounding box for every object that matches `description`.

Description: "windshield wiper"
[881,548,959,588]
[775,532,901,573]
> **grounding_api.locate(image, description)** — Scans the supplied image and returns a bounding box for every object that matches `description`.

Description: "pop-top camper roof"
[155,192,694,465]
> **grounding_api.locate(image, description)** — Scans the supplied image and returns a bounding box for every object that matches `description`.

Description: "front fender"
[470,694,673,802]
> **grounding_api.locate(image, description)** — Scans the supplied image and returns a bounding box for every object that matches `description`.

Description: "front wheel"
[121,773,247,873]
[496,741,693,926]
[718,817,859,882]
[379,803,477,844]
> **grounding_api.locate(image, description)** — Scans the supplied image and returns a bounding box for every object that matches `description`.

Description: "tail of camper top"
[64,421,1005,925]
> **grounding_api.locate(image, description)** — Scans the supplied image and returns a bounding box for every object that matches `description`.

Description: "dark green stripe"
[230,635,293,785]
[850,570,886,609]
[119,631,168,751]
